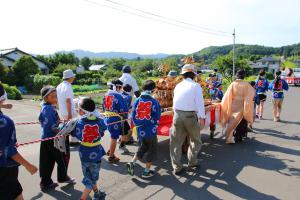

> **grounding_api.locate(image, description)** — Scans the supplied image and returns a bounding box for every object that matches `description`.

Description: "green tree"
[80,57,91,70]
[12,56,40,85]
[0,62,6,81]
[108,58,126,71]
[53,64,77,77]
[213,53,251,81]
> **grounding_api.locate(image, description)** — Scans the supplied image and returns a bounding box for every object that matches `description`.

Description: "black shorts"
[121,121,131,136]
[0,166,23,200]
[258,94,267,102]
[136,136,157,162]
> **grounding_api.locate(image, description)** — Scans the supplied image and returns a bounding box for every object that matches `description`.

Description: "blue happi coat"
[255,78,269,94]
[71,116,107,163]
[269,79,289,99]
[131,92,161,139]
[39,103,60,139]
[102,90,128,138]
[0,111,19,167]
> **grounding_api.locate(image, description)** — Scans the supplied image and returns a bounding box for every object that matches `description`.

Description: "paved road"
[4,87,300,200]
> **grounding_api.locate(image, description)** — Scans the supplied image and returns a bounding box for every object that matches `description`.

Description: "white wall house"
[76,65,85,74]
[250,56,281,73]
[89,64,106,71]
[0,48,49,74]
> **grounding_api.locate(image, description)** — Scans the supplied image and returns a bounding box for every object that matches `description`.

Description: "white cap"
[180,64,195,75]
[63,69,76,79]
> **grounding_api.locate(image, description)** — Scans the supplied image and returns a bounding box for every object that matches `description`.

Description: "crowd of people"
[0,65,290,200]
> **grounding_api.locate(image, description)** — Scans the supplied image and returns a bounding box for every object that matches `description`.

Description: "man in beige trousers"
[170,64,206,175]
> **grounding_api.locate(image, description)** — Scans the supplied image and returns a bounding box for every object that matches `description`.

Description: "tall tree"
[80,57,91,70]
[12,56,40,85]
[213,53,251,81]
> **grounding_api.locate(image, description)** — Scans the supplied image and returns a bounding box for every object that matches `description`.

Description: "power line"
[80,0,231,37]
[103,0,231,35]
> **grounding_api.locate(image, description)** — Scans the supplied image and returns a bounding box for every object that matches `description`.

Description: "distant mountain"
[191,43,300,64]
[60,49,169,59]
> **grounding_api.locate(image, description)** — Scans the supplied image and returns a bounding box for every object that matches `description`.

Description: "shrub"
[2,83,22,100]
[266,72,274,80]
[12,56,40,86]
[53,64,76,76]
[32,74,61,93]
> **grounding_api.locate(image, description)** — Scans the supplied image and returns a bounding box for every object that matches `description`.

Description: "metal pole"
[232,28,236,80]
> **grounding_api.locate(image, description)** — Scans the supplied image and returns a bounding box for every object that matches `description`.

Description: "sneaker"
[174,167,185,175]
[93,190,106,200]
[108,155,120,164]
[142,170,155,179]
[59,177,76,184]
[126,162,135,176]
[41,182,59,192]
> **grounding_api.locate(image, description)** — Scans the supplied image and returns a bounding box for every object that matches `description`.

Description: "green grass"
[283,61,298,69]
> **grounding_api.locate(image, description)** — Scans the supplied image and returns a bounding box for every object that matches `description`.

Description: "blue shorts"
[106,116,122,140]
[81,162,101,189]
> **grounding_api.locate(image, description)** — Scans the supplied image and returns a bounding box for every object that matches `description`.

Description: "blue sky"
[0,0,299,55]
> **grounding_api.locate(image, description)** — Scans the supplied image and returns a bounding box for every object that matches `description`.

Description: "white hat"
[180,64,195,75]
[63,69,76,79]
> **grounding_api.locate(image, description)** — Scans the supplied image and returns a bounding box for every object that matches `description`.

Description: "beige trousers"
[170,110,202,172]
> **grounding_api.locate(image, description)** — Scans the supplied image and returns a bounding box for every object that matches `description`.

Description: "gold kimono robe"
[221,80,255,140]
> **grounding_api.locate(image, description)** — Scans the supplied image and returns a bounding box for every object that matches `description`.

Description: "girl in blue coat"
[269,71,289,122]
[255,70,269,119]
[103,79,128,163]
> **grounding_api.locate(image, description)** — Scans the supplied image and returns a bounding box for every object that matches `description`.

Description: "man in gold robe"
[221,70,255,144]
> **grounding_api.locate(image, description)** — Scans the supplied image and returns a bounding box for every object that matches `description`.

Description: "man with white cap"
[56,69,79,146]
[170,64,206,175]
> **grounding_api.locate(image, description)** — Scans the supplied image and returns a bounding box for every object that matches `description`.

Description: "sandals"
[108,155,120,163]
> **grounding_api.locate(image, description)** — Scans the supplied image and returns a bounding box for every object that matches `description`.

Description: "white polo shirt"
[56,81,76,117]
[119,73,139,93]
[173,78,206,119]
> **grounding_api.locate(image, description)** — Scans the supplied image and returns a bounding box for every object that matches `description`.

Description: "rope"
[16,118,130,148]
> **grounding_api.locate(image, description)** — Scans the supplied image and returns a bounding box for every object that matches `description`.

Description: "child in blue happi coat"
[0,83,38,200]
[119,84,133,151]
[269,71,289,122]
[39,86,75,192]
[212,83,224,102]
[70,97,107,200]
[103,79,128,163]
[255,70,269,119]
[127,80,161,178]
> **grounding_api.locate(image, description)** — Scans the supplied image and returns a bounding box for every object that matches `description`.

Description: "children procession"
[0,64,289,200]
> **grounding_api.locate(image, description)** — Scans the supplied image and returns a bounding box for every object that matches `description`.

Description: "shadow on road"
[254,128,300,141]
[126,135,300,200]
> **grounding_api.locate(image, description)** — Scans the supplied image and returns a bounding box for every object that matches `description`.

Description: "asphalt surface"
[3,87,300,200]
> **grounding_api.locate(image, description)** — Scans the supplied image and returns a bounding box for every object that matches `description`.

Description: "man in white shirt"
[170,64,206,175]
[56,69,79,145]
[119,65,141,98]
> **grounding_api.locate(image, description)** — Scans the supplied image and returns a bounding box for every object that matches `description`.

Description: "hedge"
[2,83,22,100]
[31,74,61,93]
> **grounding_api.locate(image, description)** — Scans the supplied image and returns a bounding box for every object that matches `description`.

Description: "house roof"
[89,64,106,71]
[0,47,48,68]
[0,55,15,62]
[258,57,280,62]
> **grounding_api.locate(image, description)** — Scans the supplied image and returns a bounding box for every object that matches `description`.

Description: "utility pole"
[232,28,236,80]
